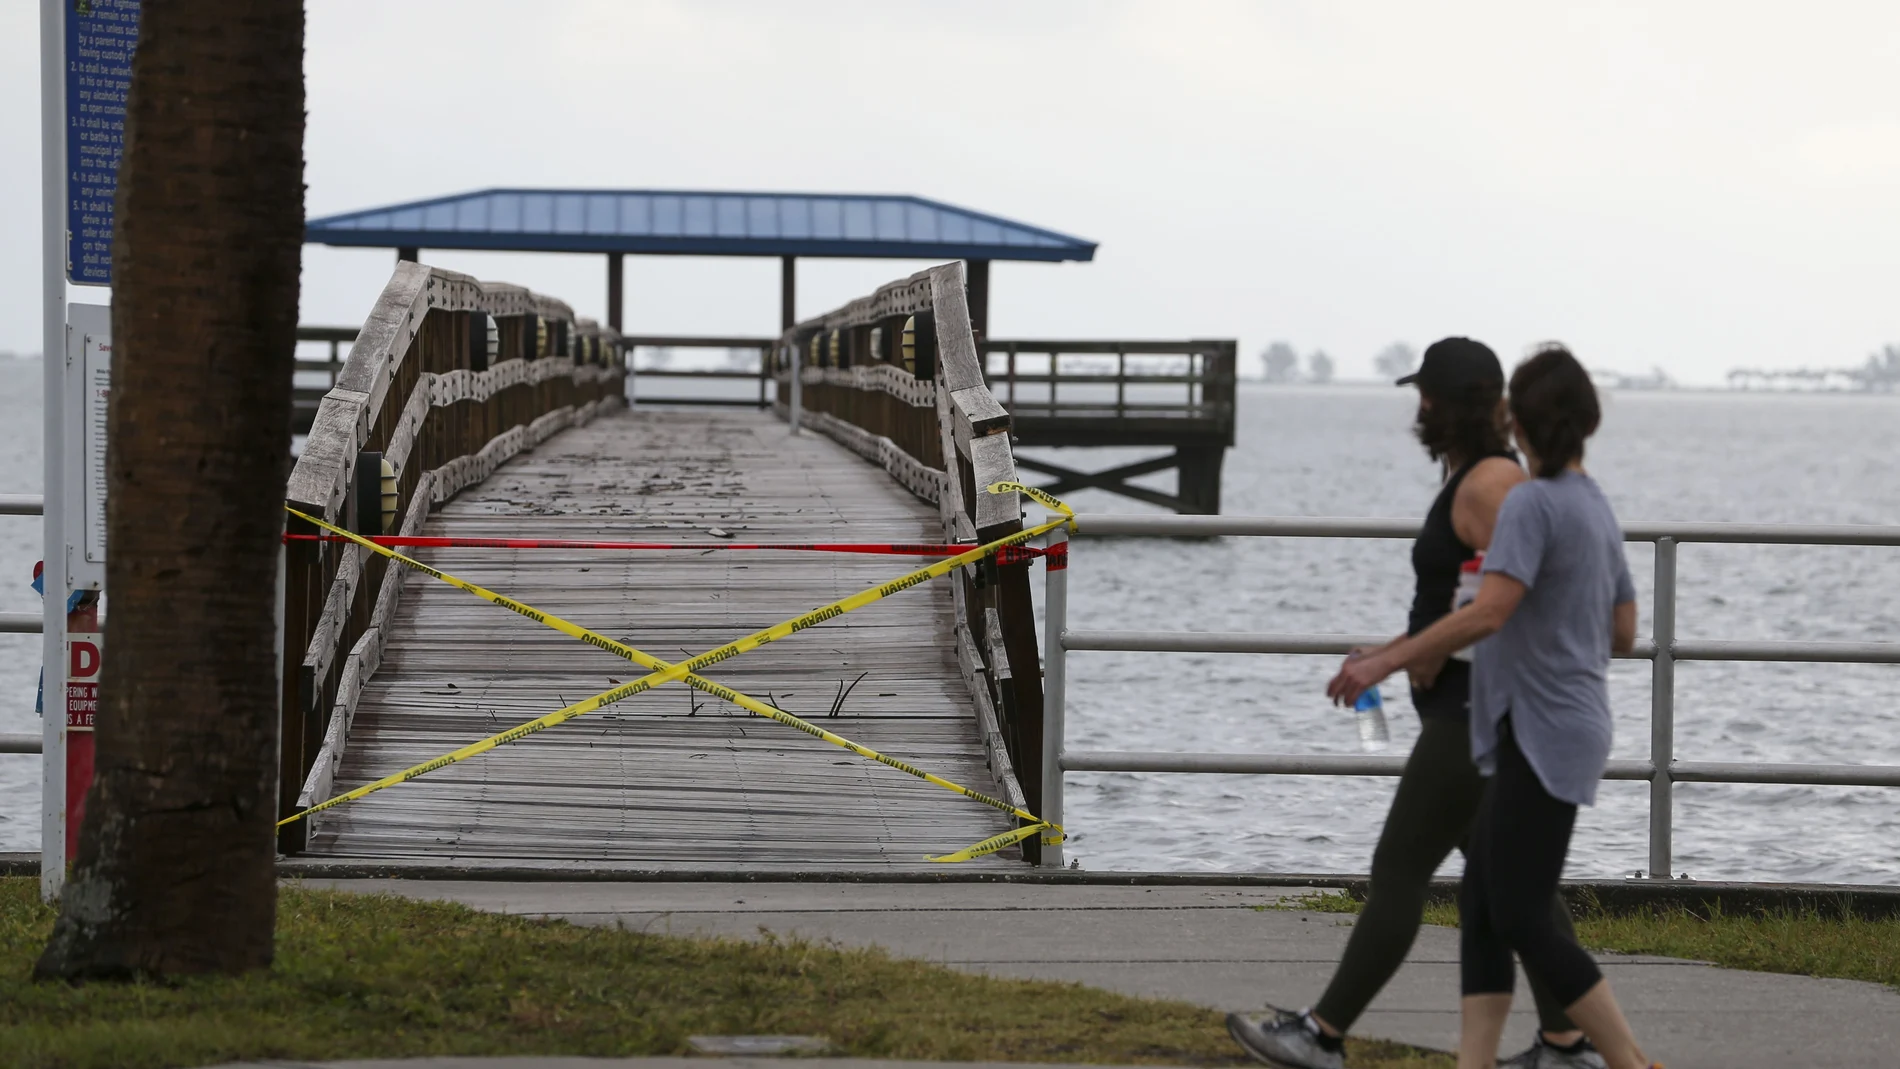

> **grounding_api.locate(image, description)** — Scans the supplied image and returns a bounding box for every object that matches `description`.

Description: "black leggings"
[1313,712,1578,1034]
[1460,721,1603,1005]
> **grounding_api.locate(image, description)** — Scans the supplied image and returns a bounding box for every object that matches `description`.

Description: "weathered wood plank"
[927,266,984,392]
[950,385,1010,437]
[967,433,1023,535]
[300,542,363,697]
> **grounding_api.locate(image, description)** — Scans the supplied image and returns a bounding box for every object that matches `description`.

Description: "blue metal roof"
[305,188,1096,262]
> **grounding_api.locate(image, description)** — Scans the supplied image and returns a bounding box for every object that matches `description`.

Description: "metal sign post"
[41,0,139,901]
[39,0,69,906]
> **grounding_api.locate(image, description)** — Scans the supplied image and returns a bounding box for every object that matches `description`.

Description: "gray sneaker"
[1499,1033,1609,1069]
[1226,1008,1344,1069]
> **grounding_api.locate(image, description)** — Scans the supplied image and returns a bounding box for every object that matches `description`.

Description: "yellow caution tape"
[987,480,1076,529]
[928,821,1050,863]
[282,496,1070,860]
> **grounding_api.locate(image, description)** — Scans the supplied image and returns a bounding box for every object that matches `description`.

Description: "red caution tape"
[1017,540,1066,571]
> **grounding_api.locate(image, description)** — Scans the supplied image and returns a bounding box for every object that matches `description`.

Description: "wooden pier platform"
[306,407,1020,869]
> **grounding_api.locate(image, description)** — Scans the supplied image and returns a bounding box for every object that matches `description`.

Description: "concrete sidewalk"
[300,879,1900,1069]
[208,1062,1153,1069]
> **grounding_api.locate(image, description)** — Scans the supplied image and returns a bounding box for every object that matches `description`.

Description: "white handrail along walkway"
[1038,513,1900,875]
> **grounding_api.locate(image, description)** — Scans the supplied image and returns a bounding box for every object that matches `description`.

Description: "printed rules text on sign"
[64,0,142,285]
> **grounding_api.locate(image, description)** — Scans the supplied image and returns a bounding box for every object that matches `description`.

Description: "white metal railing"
[0,494,48,754]
[1038,513,1900,876]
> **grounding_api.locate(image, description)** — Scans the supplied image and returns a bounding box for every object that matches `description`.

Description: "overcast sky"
[5,1,1898,383]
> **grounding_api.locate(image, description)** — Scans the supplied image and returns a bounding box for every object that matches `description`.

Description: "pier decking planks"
[308,407,1021,869]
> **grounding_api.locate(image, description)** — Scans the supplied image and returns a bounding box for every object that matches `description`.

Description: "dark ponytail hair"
[1508,345,1599,478]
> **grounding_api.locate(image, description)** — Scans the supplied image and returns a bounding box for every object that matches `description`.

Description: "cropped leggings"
[1460,720,1604,1005]
[1313,711,1578,1034]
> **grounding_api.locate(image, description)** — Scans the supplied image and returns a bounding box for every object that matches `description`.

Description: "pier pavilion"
[301,189,1238,513]
[304,188,1099,337]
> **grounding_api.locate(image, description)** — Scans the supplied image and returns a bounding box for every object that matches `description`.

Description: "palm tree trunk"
[36,0,304,979]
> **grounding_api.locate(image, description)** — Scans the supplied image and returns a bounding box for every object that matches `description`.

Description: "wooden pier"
[280,262,1046,869]
[306,407,1020,867]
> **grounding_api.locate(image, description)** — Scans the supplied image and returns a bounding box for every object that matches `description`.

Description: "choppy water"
[2,370,1896,883]
[1033,384,1900,883]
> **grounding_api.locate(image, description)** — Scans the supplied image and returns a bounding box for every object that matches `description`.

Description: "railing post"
[277,508,317,855]
[789,341,803,434]
[1116,346,1126,418]
[1040,526,1069,867]
[1648,536,1677,878]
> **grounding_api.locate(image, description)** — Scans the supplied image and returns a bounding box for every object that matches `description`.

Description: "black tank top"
[1408,452,1515,717]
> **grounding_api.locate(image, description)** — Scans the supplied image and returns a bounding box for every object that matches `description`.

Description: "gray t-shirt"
[1469,471,1635,806]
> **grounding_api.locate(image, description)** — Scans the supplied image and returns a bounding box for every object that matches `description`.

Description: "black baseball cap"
[1397,336,1504,395]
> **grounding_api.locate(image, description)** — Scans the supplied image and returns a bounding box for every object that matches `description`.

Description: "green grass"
[1,878,1449,1069]
[1274,890,1900,989]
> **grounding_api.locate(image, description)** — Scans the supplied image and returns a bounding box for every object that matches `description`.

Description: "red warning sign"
[64,628,101,860]
[66,633,101,730]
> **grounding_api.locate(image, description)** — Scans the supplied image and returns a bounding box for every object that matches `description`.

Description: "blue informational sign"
[65,0,142,286]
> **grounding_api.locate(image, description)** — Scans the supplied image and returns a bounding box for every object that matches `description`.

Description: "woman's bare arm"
[1406,456,1526,690]
[1612,600,1637,655]
[1451,456,1528,552]
[1327,572,1528,706]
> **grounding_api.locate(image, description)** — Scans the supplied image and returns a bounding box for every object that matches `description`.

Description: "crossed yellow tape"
[281,481,1073,862]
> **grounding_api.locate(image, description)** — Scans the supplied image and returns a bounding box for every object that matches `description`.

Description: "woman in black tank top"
[1230,340,1601,1069]
[1407,450,1515,718]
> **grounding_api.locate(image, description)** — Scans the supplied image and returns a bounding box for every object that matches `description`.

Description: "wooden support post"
[466,310,488,372]
[780,255,796,330]
[277,513,316,855]
[965,259,990,345]
[993,558,1043,866]
[607,252,624,332]
[1176,445,1226,515]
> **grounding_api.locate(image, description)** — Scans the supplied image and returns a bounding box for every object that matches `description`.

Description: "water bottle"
[1354,685,1390,752]
[1450,553,1484,663]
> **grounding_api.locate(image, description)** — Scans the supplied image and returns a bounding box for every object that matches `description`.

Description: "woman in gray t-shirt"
[1329,347,1656,1069]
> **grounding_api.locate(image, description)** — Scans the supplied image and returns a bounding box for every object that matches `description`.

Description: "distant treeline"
[1258,341,1415,384]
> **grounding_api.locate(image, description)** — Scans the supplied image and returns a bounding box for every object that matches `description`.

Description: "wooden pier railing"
[293,326,360,433]
[623,335,776,408]
[774,262,1046,860]
[277,262,625,852]
[981,338,1236,514]
[622,330,1237,514]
